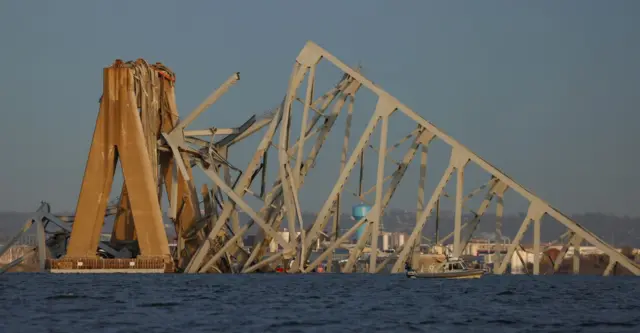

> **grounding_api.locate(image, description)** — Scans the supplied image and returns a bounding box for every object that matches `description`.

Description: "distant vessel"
[406,257,485,279]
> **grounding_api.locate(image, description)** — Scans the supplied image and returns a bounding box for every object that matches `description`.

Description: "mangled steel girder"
[270,41,639,276]
[185,75,356,273]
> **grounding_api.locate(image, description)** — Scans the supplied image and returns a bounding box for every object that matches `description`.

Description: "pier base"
[46,257,173,274]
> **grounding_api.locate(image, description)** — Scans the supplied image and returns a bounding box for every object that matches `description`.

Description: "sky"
[0,1,638,216]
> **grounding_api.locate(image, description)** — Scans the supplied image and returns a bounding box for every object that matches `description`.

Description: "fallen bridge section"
[10,41,635,276]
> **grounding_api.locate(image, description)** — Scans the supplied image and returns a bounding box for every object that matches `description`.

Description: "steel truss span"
[2,42,637,276]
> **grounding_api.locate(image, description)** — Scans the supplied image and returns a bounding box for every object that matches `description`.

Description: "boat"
[406,257,485,279]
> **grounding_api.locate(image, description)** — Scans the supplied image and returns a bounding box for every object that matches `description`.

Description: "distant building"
[381,232,390,251]
[388,232,407,250]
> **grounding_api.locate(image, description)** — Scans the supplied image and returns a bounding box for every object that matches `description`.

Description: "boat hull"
[406,269,485,279]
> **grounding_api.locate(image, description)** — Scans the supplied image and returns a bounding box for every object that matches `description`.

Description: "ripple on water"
[137,301,181,308]
[45,293,88,300]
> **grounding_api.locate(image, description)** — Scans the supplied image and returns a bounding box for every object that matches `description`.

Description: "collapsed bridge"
[1,41,637,276]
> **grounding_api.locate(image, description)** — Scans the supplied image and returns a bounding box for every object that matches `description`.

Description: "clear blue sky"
[0,1,638,216]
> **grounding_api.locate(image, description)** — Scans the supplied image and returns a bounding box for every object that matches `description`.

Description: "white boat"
[406,257,485,279]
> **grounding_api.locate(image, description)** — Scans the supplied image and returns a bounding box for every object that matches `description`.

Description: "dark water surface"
[1,274,639,332]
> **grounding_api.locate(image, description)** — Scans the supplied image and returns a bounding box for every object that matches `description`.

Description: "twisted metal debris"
[1,41,637,276]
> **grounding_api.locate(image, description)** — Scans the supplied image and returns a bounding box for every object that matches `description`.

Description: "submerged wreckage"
[1,41,638,276]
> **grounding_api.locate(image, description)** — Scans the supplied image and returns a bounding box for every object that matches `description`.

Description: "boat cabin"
[426,257,469,273]
[443,258,467,272]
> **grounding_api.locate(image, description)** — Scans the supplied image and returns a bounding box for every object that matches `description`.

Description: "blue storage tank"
[355,224,367,242]
[352,204,372,241]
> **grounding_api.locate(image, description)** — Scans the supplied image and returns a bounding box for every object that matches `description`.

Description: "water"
[1,274,639,332]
